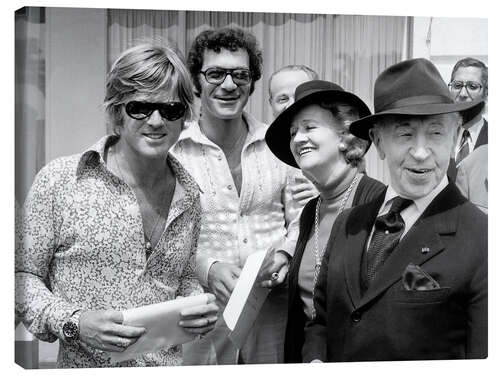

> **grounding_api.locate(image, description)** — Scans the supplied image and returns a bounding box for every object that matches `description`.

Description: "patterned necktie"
[365,197,413,285]
[456,129,471,165]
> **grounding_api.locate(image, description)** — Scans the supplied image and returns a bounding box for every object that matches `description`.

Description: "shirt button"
[218,155,223,161]
[351,311,361,322]
[227,185,233,190]
[243,238,248,244]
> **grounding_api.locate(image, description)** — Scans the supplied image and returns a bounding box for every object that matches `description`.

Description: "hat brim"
[349,99,485,140]
[265,89,372,168]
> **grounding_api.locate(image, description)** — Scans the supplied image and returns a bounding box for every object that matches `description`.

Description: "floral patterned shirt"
[15,135,203,368]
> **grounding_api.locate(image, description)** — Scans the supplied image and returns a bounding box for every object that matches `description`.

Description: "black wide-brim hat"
[349,58,485,140]
[265,80,372,168]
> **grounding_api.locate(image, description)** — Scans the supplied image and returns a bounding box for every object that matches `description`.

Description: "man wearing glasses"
[447,58,488,174]
[447,58,488,212]
[172,27,303,365]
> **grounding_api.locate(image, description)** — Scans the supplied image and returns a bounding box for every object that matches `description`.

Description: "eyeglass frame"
[448,80,484,99]
[124,101,187,121]
[199,67,252,86]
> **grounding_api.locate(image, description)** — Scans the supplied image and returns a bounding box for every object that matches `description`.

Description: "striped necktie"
[456,129,471,165]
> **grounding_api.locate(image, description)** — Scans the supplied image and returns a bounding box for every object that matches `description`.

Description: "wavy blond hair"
[103,41,195,132]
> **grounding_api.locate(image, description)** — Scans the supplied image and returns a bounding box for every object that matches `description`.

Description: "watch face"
[63,321,78,341]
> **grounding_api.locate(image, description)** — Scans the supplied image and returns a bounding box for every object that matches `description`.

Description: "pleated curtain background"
[108,9,408,183]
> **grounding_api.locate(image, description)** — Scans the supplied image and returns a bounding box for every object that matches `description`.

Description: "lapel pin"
[421,247,430,254]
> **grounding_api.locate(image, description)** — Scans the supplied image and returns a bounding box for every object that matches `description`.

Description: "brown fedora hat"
[349,58,485,140]
[265,80,371,168]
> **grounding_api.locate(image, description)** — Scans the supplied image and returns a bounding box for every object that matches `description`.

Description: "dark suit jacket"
[302,183,487,362]
[448,119,488,182]
[284,175,385,363]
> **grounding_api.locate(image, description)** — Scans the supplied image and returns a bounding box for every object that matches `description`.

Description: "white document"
[110,293,210,363]
[223,249,270,348]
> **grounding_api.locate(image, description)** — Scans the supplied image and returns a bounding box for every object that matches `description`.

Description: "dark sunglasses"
[200,67,252,86]
[125,101,187,121]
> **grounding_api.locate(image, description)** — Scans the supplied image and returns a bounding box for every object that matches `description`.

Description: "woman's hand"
[178,294,219,336]
[79,310,146,352]
[258,248,290,288]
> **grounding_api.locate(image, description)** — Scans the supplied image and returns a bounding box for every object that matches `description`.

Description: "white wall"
[45,7,108,162]
[412,17,488,84]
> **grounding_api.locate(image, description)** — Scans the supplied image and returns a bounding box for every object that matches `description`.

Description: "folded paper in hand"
[110,293,210,363]
[223,249,270,348]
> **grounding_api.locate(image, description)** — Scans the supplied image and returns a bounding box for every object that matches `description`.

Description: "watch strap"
[62,310,82,342]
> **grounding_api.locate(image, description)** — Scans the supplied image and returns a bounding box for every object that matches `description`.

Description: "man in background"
[268,65,318,118]
[268,65,319,204]
[447,58,488,180]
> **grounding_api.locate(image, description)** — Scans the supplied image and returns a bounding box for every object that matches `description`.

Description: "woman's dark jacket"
[284,175,386,363]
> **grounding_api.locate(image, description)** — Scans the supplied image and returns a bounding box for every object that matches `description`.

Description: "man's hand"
[207,262,241,307]
[79,310,146,352]
[258,248,290,288]
[178,293,219,335]
[291,174,318,205]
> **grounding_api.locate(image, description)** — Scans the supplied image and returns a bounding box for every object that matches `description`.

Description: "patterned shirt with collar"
[171,112,303,287]
[15,135,203,368]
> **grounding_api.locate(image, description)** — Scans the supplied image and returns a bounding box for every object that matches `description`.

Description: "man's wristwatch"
[62,311,82,343]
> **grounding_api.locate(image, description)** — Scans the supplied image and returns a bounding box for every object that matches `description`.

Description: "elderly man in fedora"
[302,58,487,362]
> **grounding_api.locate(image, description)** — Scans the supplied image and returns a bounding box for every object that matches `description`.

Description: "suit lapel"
[344,191,386,306]
[357,183,465,310]
[475,119,488,150]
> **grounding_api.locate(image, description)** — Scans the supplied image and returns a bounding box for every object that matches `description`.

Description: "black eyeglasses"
[200,67,252,86]
[448,80,483,94]
[125,101,187,121]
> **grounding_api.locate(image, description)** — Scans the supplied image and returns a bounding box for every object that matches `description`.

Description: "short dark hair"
[451,57,488,98]
[187,27,263,97]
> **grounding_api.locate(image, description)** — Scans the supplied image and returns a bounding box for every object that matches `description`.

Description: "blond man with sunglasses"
[15,42,218,368]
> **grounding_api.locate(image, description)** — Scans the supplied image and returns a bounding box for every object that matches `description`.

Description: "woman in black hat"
[265,80,385,363]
